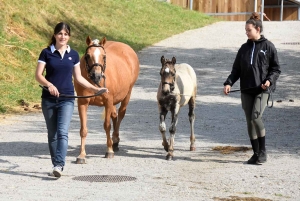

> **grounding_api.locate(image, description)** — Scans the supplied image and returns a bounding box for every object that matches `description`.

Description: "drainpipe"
[254,0,257,12]
[261,0,264,21]
[190,0,193,10]
[280,0,283,21]
[298,6,300,20]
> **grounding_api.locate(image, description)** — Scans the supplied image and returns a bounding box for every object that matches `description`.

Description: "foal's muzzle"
[162,82,174,95]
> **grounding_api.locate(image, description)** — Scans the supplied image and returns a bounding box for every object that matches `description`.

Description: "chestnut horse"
[157,56,197,160]
[74,36,139,163]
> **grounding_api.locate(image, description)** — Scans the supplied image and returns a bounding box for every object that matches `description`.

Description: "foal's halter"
[162,81,175,92]
[84,44,107,87]
[160,65,176,92]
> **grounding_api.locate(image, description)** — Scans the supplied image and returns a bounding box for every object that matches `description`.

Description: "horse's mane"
[164,60,173,65]
[92,39,99,45]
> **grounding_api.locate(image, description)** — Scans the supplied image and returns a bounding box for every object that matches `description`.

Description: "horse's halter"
[84,44,107,87]
[160,63,176,92]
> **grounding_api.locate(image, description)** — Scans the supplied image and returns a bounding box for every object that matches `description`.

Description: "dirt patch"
[0,101,41,123]
[213,196,272,201]
[212,146,252,154]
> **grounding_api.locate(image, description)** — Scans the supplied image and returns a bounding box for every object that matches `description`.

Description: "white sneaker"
[53,166,63,178]
[48,171,55,177]
[48,167,55,177]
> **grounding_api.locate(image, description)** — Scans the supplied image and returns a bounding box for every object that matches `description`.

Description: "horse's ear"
[100,37,106,46]
[86,36,92,45]
[172,57,176,64]
[161,56,165,64]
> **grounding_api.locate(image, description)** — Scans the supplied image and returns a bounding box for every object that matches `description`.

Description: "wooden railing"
[170,0,299,21]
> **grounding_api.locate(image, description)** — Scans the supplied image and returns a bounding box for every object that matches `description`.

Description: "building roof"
[288,0,300,5]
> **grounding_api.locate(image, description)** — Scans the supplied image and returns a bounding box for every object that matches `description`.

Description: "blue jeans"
[42,98,74,167]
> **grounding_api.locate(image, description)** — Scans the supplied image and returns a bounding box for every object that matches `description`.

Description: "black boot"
[258,136,267,163]
[247,139,259,164]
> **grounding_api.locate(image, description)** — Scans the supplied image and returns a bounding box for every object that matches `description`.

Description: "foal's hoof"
[190,146,196,151]
[76,157,87,164]
[163,146,169,152]
[113,143,119,152]
[105,152,114,158]
[166,155,173,160]
[162,142,169,152]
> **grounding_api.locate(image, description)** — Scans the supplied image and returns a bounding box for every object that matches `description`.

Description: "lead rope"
[255,90,273,116]
[267,90,273,108]
[39,85,107,98]
[230,86,274,111]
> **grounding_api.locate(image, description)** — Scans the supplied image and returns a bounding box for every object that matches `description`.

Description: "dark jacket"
[224,35,281,94]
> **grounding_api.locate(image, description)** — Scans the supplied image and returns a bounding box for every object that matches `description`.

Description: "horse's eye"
[85,54,90,59]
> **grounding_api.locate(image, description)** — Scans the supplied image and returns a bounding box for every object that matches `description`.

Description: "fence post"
[280,0,284,21]
[189,0,193,10]
[261,0,264,21]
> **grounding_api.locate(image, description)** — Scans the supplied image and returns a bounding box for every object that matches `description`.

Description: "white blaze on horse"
[74,36,139,163]
[157,56,197,160]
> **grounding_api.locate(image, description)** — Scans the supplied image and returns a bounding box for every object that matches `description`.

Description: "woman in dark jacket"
[223,13,281,164]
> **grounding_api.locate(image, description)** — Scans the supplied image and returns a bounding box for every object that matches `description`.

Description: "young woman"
[223,13,281,164]
[35,22,108,177]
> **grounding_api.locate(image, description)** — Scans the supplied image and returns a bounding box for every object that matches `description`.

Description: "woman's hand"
[93,87,109,94]
[261,80,270,90]
[223,85,231,95]
[48,85,60,97]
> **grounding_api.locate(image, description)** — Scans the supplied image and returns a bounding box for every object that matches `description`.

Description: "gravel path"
[0,21,299,201]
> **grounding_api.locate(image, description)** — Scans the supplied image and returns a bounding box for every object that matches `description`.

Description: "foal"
[157,56,197,160]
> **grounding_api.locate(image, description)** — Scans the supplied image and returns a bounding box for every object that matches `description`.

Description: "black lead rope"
[267,90,273,108]
[228,86,259,93]
[229,86,273,109]
[39,85,107,98]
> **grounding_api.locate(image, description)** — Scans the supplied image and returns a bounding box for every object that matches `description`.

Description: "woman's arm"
[73,64,108,93]
[224,48,242,87]
[35,62,59,97]
[35,62,50,87]
[266,43,281,85]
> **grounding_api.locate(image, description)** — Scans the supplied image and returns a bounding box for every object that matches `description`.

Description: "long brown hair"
[246,12,263,33]
[48,22,71,46]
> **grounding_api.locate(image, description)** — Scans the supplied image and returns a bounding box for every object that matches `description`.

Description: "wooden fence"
[264,0,299,20]
[170,0,299,21]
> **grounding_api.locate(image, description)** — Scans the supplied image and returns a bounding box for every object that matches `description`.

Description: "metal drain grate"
[73,175,137,182]
[281,42,300,45]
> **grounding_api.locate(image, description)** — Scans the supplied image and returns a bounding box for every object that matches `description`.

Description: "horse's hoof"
[105,152,114,158]
[76,157,87,164]
[166,155,173,160]
[113,143,119,152]
[190,146,196,151]
[163,146,169,152]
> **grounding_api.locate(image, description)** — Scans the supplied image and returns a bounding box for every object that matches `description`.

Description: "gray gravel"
[0,21,299,201]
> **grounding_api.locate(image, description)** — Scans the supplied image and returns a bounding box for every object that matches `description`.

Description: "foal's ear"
[100,37,106,46]
[86,36,92,45]
[161,55,165,64]
[172,57,176,64]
